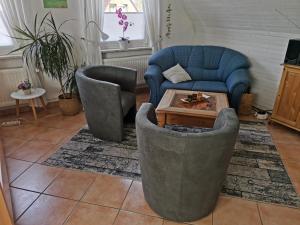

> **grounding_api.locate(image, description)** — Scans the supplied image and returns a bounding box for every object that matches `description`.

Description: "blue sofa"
[144,45,251,110]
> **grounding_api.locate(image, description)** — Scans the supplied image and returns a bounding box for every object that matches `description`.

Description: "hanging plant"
[165,4,172,39]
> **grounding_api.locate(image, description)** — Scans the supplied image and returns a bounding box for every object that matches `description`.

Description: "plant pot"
[22,89,32,95]
[58,94,81,116]
[118,40,129,50]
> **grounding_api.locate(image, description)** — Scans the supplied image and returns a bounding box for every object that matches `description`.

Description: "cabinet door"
[273,67,300,128]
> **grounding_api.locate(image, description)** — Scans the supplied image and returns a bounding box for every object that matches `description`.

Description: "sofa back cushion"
[149,45,250,82]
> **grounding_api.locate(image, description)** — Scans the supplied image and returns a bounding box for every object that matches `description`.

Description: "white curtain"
[0,0,45,95]
[143,0,161,52]
[81,0,104,65]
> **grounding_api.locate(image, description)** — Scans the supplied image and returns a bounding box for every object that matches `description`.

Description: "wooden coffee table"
[156,89,229,128]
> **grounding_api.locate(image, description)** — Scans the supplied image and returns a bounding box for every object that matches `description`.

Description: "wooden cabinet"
[271,64,300,131]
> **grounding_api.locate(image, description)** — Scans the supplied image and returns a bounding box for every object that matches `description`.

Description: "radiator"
[103,55,150,85]
[0,68,27,108]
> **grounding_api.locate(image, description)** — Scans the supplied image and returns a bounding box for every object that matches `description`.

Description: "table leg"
[16,99,20,117]
[29,99,38,120]
[39,96,47,111]
[156,112,166,127]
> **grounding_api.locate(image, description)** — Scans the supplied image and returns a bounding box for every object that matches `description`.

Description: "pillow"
[162,64,192,84]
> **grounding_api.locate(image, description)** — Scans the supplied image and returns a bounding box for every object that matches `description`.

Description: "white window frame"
[101,1,148,50]
[0,6,14,55]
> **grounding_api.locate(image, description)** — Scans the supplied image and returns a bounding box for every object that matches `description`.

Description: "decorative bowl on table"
[180,92,210,104]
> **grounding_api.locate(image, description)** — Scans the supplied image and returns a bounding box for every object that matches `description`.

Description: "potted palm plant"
[10,13,81,116]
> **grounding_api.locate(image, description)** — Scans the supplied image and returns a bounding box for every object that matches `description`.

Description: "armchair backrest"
[149,45,250,82]
[80,65,137,93]
[136,103,240,220]
[75,69,123,138]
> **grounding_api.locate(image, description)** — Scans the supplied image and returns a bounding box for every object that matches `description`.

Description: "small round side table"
[10,88,47,120]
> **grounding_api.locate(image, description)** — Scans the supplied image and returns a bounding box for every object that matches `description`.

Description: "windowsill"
[0,53,23,69]
[0,54,22,60]
[102,47,152,59]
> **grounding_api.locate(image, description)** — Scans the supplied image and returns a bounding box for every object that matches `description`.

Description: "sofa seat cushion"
[160,80,228,96]
[121,91,136,116]
[192,81,228,93]
[160,80,195,96]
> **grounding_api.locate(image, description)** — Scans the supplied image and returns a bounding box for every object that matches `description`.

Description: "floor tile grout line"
[120,179,134,210]
[256,203,264,225]
[79,174,97,202]
[112,209,121,225]
[61,200,81,225]
[14,192,42,223]
[112,179,134,225]
[76,173,98,202]
[9,162,35,184]
[5,137,33,158]
[39,167,65,194]
[9,186,41,194]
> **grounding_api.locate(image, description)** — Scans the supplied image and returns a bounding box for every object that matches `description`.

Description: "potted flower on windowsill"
[18,80,32,95]
[116,8,133,50]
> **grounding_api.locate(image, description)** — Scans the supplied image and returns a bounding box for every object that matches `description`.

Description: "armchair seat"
[121,91,136,116]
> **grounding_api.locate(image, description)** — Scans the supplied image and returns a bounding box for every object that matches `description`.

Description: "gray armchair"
[76,65,137,142]
[136,103,239,222]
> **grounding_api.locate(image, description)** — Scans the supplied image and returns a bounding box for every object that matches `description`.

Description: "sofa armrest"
[144,65,165,106]
[226,69,250,93]
[144,65,164,84]
[226,69,251,110]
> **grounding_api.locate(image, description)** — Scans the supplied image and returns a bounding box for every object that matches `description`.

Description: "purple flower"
[122,15,127,20]
[119,20,124,25]
[118,13,122,18]
[116,8,122,13]
[18,80,31,90]
[124,21,129,26]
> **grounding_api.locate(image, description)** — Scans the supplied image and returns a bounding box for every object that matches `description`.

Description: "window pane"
[103,12,145,41]
[0,6,13,47]
[104,0,143,12]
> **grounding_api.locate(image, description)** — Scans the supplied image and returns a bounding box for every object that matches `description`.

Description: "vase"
[118,40,129,50]
[22,89,32,95]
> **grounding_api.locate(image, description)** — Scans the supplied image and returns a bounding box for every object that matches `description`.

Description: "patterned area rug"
[43,121,300,207]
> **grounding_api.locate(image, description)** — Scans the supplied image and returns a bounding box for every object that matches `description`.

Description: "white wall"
[160,0,198,47]
[176,0,300,110]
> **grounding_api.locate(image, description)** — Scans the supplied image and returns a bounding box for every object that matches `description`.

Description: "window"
[0,5,14,53]
[103,0,145,42]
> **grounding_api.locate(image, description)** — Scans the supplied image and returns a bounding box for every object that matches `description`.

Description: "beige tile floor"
[1,92,300,225]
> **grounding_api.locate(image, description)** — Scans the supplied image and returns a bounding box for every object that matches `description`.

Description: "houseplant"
[116,8,133,50]
[10,12,81,115]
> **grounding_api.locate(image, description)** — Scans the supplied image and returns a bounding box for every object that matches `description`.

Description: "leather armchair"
[76,65,137,142]
[136,103,240,222]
